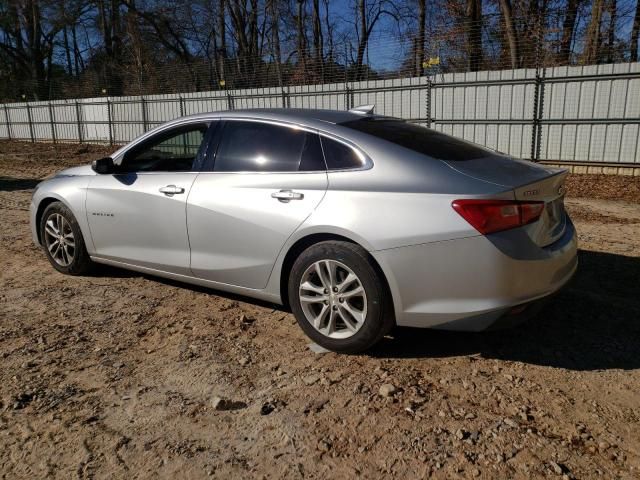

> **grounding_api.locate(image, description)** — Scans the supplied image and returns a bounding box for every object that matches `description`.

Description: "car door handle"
[159,185,185,195]
[271,190,304,202]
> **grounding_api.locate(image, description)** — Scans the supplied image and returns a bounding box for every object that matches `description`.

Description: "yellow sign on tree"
[423,57,440,68]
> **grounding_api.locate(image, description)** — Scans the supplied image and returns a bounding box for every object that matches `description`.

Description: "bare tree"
[415,0,426,76]
[498,0,520,68]
[466,0,482,71]
[559,0,580,63]
[632,0,640,61]
[312,0,324,80]
[584,0,604,63]
[296,0,308,78]
[354,0,399,80]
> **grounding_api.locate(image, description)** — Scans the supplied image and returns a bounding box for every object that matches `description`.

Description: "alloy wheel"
[298,259,368,339]
[44,213,75,267]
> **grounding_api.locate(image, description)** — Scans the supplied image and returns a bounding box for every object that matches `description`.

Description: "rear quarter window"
[320,136,369,170]
[340,118,492,161]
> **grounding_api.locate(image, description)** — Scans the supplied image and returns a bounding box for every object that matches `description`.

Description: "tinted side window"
[320,137,367,170]
[213,121,325,172]
[121,123,208,172]
[340,119,491,161]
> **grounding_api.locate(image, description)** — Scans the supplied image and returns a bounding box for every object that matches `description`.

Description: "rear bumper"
[371,219,578,331]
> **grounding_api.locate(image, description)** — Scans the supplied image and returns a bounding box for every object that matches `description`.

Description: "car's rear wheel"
[288,240,393,353]
[40,201,93,275]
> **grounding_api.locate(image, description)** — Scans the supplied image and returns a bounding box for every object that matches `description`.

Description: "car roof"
[178,108,382,129]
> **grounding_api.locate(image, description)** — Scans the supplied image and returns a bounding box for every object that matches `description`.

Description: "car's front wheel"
[40,201,93,275]
[288,240,394,353]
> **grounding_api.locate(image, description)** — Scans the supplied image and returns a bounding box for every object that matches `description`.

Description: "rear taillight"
[452,199,544,235]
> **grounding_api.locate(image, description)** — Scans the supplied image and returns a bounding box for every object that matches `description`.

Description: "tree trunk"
[268,0,283,88]
[606,0,616,62]
[71,24,83,75]
[296,0,307,78]
[632,0,640,61]
[584,0,604,64]
[312,0,324,80]
[499,0,519,68]
[63,27,73,76]
[466,0,482,71]
[218,0,227,84]
[416,0,426,76]
[559,0,579,64]
[356,0,368,80]
[323,0,334,62]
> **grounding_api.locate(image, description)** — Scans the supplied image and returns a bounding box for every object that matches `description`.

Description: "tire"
[40,201,93,275]
[288,240,394,353]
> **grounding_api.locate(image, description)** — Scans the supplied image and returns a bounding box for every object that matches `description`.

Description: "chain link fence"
[1,8,640,167]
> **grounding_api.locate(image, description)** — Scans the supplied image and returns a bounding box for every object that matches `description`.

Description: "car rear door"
[187,119,328,289]
[86,121,214,275]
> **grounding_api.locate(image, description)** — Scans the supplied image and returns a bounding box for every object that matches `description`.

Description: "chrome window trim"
[206,116,373,174]
[111,118,216,166]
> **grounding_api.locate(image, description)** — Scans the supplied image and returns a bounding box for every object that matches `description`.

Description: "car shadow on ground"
[90,249,639,371]
[0,176,41,192]
[371,250,640,371]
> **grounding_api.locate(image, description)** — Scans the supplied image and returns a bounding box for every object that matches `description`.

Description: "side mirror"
[92,157,115,174]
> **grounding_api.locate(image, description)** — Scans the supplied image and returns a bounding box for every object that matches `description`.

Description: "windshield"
[340,118,493,161]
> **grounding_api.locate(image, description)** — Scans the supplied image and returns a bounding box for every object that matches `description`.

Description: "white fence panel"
[1,63,639,164]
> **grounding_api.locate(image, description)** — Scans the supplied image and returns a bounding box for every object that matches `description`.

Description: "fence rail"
[1,62,639,165]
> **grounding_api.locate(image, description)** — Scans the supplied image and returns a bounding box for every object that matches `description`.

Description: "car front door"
[86,121,213,275]
[187,119,328,289]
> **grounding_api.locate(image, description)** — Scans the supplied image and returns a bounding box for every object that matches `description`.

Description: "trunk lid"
[444,156,569,246]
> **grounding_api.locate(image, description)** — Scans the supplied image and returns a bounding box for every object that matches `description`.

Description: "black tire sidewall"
[40,201,91,275]
[288,241,391,353]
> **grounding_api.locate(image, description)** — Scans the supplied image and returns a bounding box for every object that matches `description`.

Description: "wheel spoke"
[45,220,58,237]
[338,306,358,332]
[323,308,336,335]
[300,294,327,304]
[300,280,325,295]
[63,244,73,264]
[314,304,329,330]
[324,260,336,288]
[340,301,365,325]
[315,262,331,289]
[47,239,59,253]
[337,273,357,292]
[341,285,364,299]
[52,243,62,260]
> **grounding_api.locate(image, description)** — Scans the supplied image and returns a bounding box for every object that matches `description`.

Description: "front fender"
[30,176,94,253]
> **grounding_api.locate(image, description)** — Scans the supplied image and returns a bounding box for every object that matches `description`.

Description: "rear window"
[340,118,491,161]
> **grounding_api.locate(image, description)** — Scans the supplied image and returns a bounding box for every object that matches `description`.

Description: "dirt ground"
[1,140,639,479]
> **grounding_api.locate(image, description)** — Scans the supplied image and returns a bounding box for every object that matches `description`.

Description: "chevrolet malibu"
[30,108,577,353]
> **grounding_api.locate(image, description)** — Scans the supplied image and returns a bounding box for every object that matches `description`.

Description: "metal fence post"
[141,97,148,132]
[281,88,288,108]
[345,86,351,110]
[4,104,11,140]
[106,98,114,145]
[75,101,83,143]
[534,69,546,162]
[26,103,35,142]
[227,92,235,110]
[530,68,547,162]
[426,76,433,128]
[48,102,57,143]
[179,95,185,117]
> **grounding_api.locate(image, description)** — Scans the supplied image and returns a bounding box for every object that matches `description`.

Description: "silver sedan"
[30,108,578,352]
